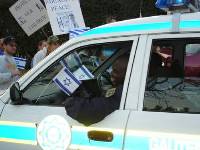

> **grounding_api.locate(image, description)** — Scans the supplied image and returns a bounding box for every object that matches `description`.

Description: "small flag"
[73,65,94,81]
[14,57,27,70]
[61,52,82,68]
[69,28,90,39]
[53,68,81,96]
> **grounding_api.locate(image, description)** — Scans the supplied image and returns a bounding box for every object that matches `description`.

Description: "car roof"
[81,12,200,37]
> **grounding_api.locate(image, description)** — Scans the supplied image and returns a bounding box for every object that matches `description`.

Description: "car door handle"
[88,130,113,142]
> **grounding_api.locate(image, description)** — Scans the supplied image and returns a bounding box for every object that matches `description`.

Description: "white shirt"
[0,54,19,90]
[32,48,47,67]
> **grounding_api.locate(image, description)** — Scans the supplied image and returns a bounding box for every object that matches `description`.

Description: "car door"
[124,33,200,150]
[0,36,138,150]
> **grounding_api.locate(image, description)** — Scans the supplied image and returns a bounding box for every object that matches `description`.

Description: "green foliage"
[0,0,164,58]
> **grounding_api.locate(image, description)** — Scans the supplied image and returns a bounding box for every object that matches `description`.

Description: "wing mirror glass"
[10,82,23,105]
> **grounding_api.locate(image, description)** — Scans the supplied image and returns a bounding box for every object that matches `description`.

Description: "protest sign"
[9,0,49,36]
[44,0,85,35]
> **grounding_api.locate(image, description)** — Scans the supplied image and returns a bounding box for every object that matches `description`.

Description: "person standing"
[32,36,60,67]
[32,40,47,67]
[37,40,47,52]
[0,36,20,90]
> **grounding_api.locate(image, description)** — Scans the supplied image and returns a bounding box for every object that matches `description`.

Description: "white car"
[1,11,200,150]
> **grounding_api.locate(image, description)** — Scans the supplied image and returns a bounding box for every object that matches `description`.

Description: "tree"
[0,0,164,57]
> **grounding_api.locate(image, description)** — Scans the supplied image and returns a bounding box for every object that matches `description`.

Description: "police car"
[1,0,200,149]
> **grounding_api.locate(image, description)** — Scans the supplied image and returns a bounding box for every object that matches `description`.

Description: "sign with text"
[44,0,85,35]
[9,0,49,36]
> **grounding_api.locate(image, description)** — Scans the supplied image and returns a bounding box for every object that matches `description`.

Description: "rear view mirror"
[10,82,23,105]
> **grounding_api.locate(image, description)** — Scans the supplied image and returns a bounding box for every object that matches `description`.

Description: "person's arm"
[0,69,20,84]
[0,72,12,84]
[32,53,38,67]
[65,86,123,126]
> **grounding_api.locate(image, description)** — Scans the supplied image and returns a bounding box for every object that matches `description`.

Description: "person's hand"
[11,69,21,77]
[6,63,16,70]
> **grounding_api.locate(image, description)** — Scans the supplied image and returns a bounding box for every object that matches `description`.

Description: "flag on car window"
[53,68,81,96]
[69,28,90,39]
[73,65,94,80]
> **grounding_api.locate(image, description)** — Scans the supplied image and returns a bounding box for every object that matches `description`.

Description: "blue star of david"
[63,78,72,86]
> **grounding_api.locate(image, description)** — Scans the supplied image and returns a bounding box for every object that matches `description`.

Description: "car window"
[186,44,200,55]
[143,39,200,113]
[22,41,132,106]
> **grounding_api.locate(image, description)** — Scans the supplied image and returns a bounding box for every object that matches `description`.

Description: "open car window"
[21,41,132,106]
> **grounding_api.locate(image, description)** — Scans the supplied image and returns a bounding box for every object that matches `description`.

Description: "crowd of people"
[0,35,61,91]
[0,15,117,91]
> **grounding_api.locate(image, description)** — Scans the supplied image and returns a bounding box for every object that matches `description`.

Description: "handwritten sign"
[44,0,85,35]
[9,0,49,36]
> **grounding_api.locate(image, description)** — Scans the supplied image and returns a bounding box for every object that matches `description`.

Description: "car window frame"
[11,36,138,108]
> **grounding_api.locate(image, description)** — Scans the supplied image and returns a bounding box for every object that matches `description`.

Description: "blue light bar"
[156,0,190,9]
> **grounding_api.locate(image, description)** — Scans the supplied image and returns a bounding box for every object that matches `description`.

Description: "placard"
[44,0,85,35]
[9,0,49,36]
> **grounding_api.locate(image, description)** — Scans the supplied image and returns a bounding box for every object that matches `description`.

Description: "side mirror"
[10,82,23,105]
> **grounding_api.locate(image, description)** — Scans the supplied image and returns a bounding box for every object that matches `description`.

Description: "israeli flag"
[53,68,81,96]
[14,57,27,70]
[61,52,82,69]
[69,28,90,39]
[73,65,94,81]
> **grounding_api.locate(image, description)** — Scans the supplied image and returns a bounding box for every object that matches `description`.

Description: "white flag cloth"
[73,65,94,81]
[53,68,81,96]
[14,57,27,70]
[69,28,90,39]
[60,52,82,69]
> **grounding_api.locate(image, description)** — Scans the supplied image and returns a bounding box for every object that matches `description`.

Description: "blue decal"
[0,125,36,142]
[82,22,172,36]
[124,136,150,150]
[180,20,200,29]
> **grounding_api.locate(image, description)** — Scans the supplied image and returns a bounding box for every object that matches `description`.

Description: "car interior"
[144,38,200,113]
[19,41,132,106]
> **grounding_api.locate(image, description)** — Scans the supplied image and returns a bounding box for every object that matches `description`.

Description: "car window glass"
[22,41,132,106]
[143,39,200,113]
[186,44,200,55]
